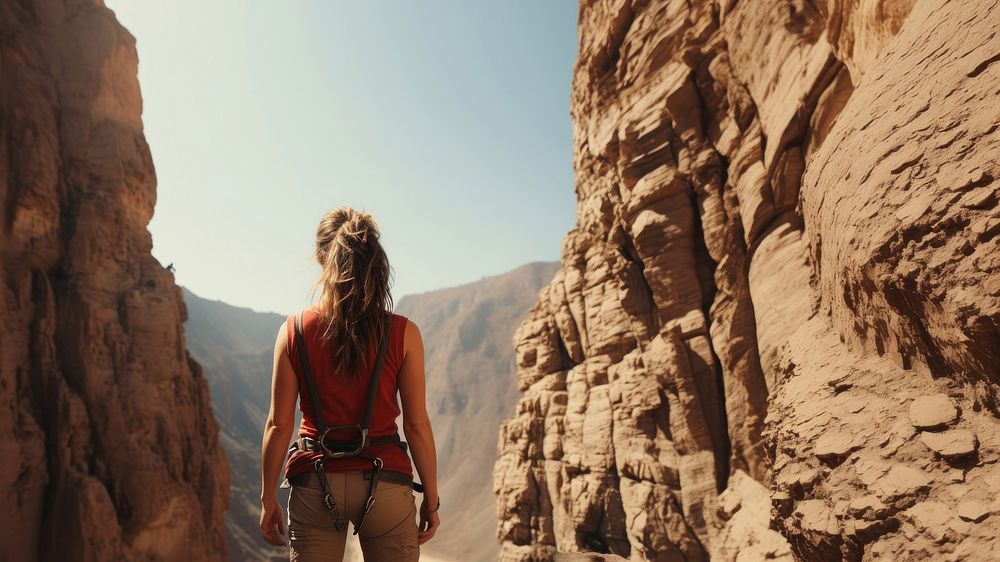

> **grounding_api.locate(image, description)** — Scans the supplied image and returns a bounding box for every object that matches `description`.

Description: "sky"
[106,0,578,315]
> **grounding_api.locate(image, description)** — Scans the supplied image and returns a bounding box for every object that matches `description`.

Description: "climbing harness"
[285,313,424,535]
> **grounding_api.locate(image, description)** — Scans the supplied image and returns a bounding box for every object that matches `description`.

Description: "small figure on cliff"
[166,263,175,273]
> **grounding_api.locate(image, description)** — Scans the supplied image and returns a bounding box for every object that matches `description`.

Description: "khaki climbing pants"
[287,471,419,561]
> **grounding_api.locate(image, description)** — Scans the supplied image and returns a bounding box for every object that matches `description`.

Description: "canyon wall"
[494,0,1000,560]
[0,2,229,561]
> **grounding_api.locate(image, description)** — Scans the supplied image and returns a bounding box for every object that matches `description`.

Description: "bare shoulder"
[403,317,421,337]
[273,319,289,353]
[402,318,423,353]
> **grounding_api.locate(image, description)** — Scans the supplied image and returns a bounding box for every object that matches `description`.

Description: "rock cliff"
[0,2,229,561]
[494,0,1000,560]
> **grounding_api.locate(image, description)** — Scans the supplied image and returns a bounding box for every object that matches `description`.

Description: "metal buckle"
[317,425,368,458]
[365,458,383,514]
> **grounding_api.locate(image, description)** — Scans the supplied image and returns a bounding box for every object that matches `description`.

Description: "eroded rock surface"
[495,0,1000,560]
[0,2,229,560]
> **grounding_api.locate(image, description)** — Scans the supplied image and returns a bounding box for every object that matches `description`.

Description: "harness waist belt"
[288,433,405,455]
[288,469,424,493]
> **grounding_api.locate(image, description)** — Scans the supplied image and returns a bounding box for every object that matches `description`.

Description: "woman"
[259,207,440,561]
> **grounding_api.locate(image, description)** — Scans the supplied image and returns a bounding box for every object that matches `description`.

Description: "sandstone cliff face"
[0,2,229,561]
[494,0,1000,560]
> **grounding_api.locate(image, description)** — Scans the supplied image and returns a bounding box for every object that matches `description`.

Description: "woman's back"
[283,309,412,478]
[259,207,438,561]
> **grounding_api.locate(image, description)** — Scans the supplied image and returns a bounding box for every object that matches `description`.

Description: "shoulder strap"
[360,317,391,431]
[294,313,328,436]
[296,312,391,437]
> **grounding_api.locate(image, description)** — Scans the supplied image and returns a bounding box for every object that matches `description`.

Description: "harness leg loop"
[354,457,383,535]
[314,459,347,531]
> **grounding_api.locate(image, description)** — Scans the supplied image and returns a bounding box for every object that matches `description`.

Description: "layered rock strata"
[0,2,229,560]
[494,0,1000,560]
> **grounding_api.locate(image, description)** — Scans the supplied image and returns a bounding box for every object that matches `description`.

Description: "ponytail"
[312,207,393,376]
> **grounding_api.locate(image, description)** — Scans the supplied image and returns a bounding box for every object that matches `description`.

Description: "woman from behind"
[259,207,440,561]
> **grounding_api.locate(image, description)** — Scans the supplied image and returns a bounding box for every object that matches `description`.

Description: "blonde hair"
[312,207,393,376]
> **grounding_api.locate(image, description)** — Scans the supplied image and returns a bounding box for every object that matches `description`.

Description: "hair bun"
[342,211,379,245]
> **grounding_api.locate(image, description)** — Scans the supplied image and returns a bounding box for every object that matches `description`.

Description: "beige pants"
[287,471,419,561]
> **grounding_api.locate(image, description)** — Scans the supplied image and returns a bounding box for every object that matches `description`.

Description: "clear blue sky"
[106,0,578,315]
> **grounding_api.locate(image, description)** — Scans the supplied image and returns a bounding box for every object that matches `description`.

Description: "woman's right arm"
[397,319,440,544]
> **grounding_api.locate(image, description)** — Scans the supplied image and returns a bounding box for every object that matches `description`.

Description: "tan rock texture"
[494,0,1000,560]
[0,2,229,561]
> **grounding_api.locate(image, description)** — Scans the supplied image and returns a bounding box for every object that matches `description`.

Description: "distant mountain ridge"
[183,260,558,562]
[395,261,560,562]
[182,288,286,562]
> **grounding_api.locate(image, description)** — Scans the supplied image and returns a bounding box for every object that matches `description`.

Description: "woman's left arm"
[259,321,298,546]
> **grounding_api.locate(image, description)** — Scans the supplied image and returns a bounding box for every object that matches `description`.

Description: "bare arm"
[397,319,440,544]
[259,321,298,546]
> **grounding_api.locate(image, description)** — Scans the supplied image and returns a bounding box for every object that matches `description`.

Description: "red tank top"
[283,309,412,479]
